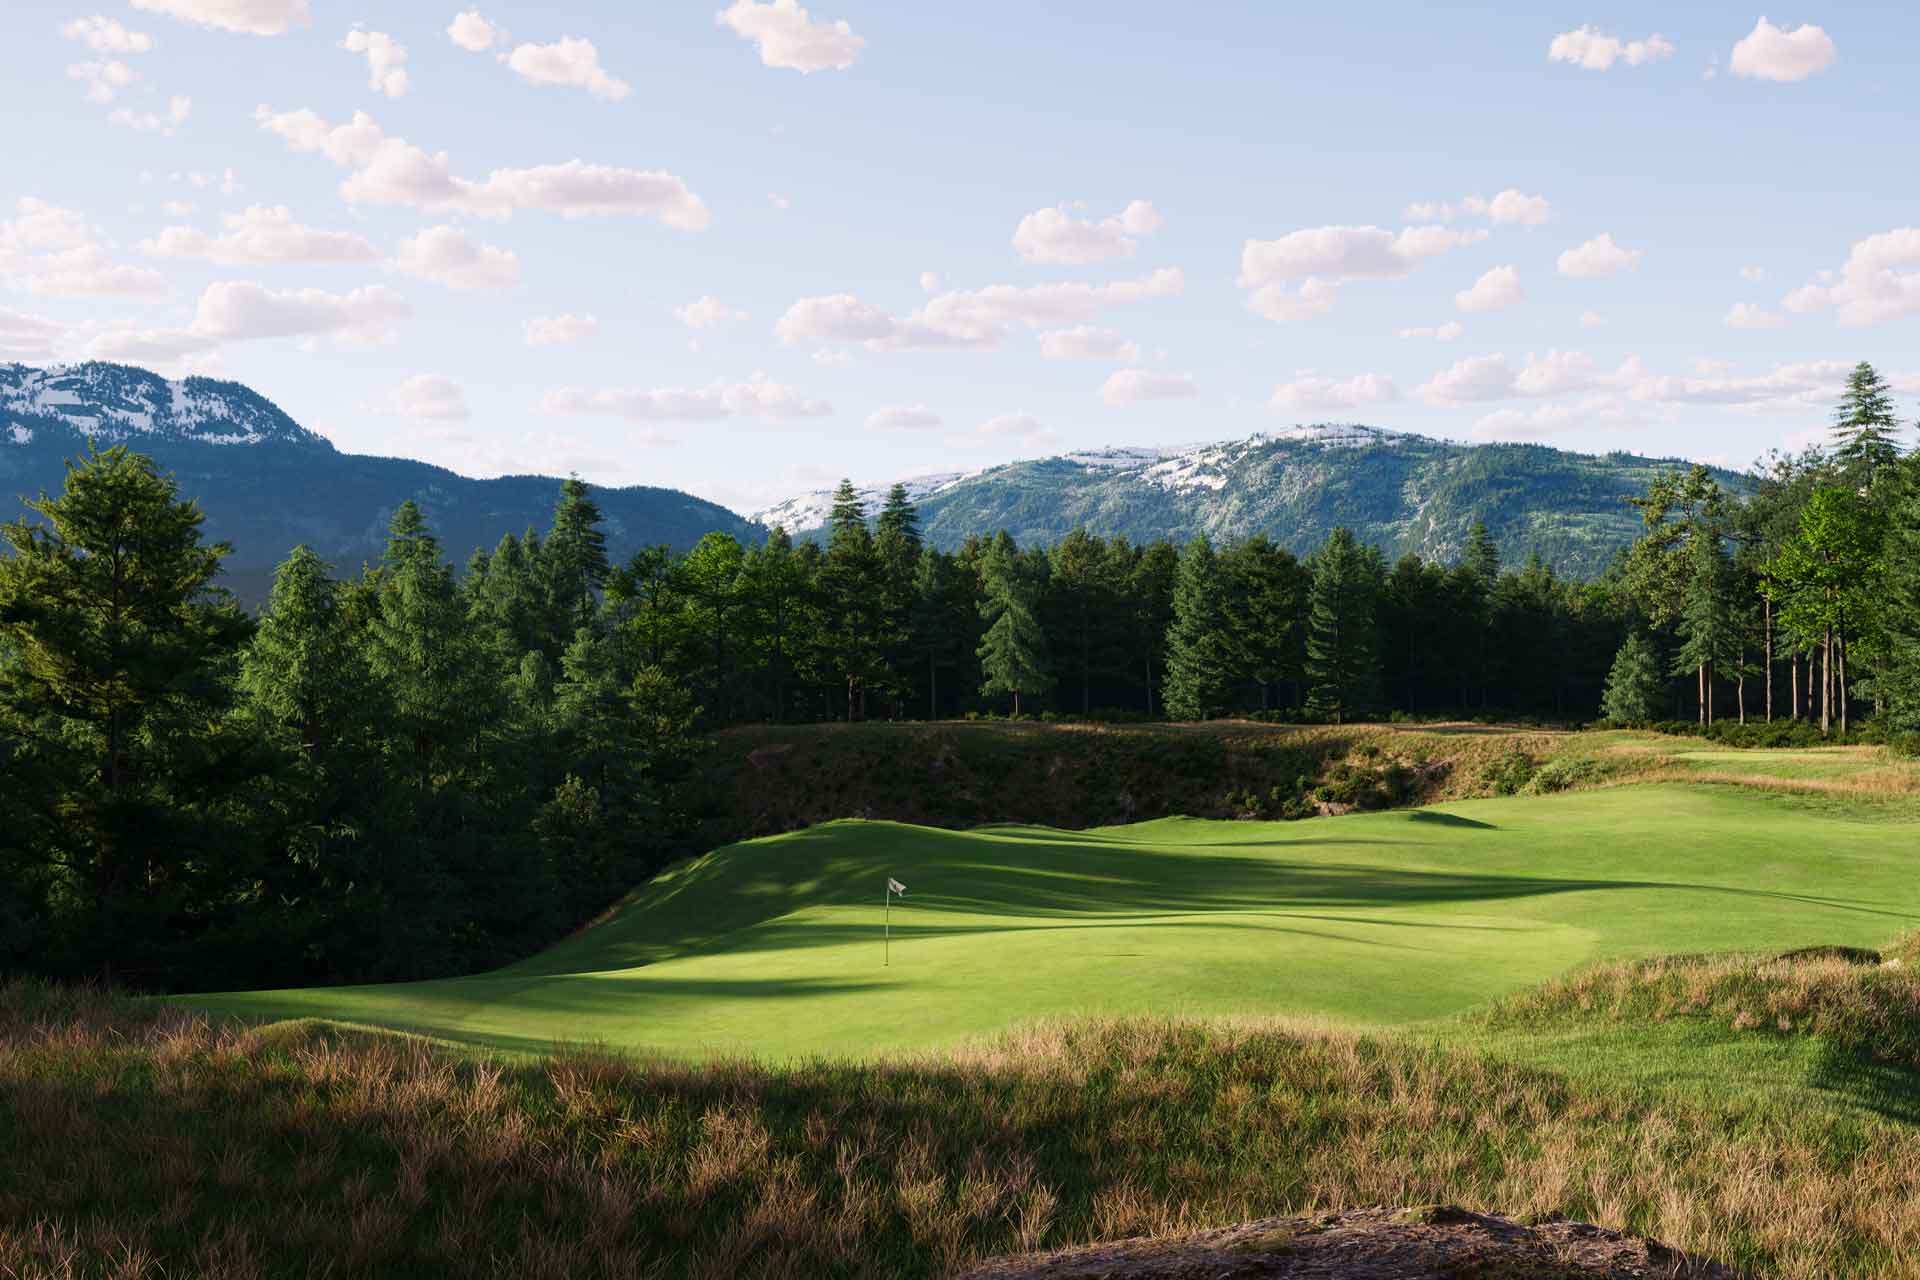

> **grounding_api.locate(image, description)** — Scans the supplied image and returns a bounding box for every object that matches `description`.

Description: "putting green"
[184,784,1920,1061]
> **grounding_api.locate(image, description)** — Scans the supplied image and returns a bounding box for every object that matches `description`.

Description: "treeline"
[2,361,1917,992]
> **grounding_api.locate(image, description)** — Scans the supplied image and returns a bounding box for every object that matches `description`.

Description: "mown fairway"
[185,782,1920,1060]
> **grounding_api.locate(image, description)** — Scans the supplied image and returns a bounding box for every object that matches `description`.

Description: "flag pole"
[884,881,890,967]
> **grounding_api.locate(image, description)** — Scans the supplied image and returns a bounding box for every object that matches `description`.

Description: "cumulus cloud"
[1419,351,1884,418]
[62,17,156,53]
[86,281,410,360]
[130,0,310,36]
[1473,396,1645,441]
[67,59,137,104]
[1270,373,1401,413]
[1557,232,1643,278]
[1,198,169,298]
[140,204,379,265]
[378,374,469,420]
[867,405,942,430]
[1037,325,1141,361]
[342,29,409,98]
[1730,17,1836,82]
[447,10,505,52]
[919,271,942,292]
[1463,190,1552,227]
[1012,199,1163,265]
[977,412,1056,448]
[1548,26,1675,70]
[255,107,711,229]
[1781,229,1920,325]
[717,0,863,72]
[1726,301,1787,329]
[776,268,1184,352]
[1455,265,1524,313]
[1399,321,1465,341]
[524,313,598,346]
[1238,224,1483,321]
[1099,369,1196,405]
[392,225,520,289]
[675,296,746,329]
[505,38,630,101]
[0,307,71,360]
[543,373,832,422]
[1419,353,1518,403]
[109,96,191,134]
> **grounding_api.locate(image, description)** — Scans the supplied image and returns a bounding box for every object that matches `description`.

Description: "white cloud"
[1725,301,1787,329]
[19,246,169,299]
[717,0,863,73]
[1580,309,1607,328]
[525,313,598,346]
[1621,358,1857,410]
[504,38,630,101]
[67,59,136,103]
[675,296,746,329]
[976,412,1056,448]
[1548,27,1675,70]
[1464,189,1552,227]
[1455,265,1524,313]
[1100,369,1196,405]
[379,374,469,421]
[1419,353,1517,403]
[1398,321,1464,341]
[1557,232,1643,278]
[447,10,505,52]
[342,29,409,99]
[768,193,791,211]
[255,107,711,229]
[1513,349,1604,396]
[543,373,831,421]
[109,96,191,134]
[0,199,94,256]
[1473,396,1645,441]
[867,405,942,430]
[130,0,309,36]
[777,268,1184,351]
[392,225,520,289]
[919,271,942,292]
[1781,229,1920,325]
[1037,325,1141,361]
[1730,17,1837,82]
[140,205,380,265]
[1239,224,1483,321]
[0,307,70,360]
[1404,201,1456,223]
[1270,373,1401,412]
[1740,265,1768,283]
[62,17,156,53]
[1012,199,1163,265]
[86,281,410,360]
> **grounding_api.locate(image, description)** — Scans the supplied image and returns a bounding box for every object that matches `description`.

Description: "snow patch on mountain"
[752,425,1416,531]
[1,362,325,450]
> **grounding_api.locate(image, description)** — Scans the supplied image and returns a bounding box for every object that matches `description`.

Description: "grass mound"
[1480,935,1920,1070]
[4,982,1917,1279]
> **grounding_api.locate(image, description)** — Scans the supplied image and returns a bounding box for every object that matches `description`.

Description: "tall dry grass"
[4,981,1920,1278]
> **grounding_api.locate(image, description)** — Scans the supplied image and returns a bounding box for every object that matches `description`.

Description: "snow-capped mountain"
[752,423,1733,578]
[2,362,326,450]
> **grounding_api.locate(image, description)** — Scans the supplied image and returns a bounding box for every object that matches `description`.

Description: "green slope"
[182,784,1920,1061]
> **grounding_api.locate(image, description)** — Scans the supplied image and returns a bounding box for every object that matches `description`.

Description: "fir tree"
[1671,529,1738,724]
[1832,361,1903,482]
[976,532,1053,715]
[1601,632,1664,723]
[1162,537,1236,720]
[1305,527,1379,723]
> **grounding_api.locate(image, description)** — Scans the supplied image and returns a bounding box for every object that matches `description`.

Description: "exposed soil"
[960,1206,1744,1279]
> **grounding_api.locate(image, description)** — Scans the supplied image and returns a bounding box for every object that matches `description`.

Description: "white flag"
[887,877,906,895]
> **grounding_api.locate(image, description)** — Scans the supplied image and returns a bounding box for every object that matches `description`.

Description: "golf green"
[183,784,1920,1061]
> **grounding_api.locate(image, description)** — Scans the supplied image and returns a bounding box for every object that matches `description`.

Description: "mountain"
[755,425,1747,578]
[2,363,759,602]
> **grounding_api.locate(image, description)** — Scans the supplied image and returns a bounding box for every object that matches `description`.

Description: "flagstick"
[884,883,890,967]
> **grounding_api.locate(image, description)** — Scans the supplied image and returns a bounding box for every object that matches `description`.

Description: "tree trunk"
[1791,653,1801,721]
[928,651,937,720]
[1763,597,1773,722]
[1737,670,1746,724]
[1697,662,1707,726]
[1820,628,1832,737]
[1838,630,1849,737]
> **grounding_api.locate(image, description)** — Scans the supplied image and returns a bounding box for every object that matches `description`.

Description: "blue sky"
[3,1,1917,514]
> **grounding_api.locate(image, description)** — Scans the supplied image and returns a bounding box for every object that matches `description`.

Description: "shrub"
[1526,755,1609,794]
[1477,749,1535,796]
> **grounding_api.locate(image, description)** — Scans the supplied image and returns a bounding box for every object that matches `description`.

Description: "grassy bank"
[5,984,1920,1279]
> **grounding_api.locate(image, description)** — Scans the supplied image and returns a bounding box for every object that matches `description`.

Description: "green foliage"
[975,531,1053,715]
[1601,633,1663,723]
[1477,748,1536,795]
[1305,527,1379,723]
[1162,537,1235,719]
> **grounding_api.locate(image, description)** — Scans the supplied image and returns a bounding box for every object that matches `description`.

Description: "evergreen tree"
[909,547,971,719]
[975,531,1053,715]
[817,482,895,718]
[1162,537,1235,720]
[1832,361,1903,482]
[1462,519,1501,590]
[1601,632,1664,723]
[1305,527,1379,723]
[1671,530,1738,724]
[1128,541,1179,716]
[1221,537,1309,711]
[539,477,610,658]
[1870,465,1920,729]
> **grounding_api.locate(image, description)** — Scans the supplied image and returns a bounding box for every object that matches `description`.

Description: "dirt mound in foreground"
[960,1205,1743,1279]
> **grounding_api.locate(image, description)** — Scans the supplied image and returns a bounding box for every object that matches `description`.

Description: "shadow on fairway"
[1407,810,1498,830]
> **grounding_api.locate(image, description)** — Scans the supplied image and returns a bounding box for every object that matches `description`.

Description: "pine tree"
[817,482,894,718]
[1305,527,1379,723]
[1601,632,1663,723]
[1870,471,1920,729]
[1671,530,1737,724]
[976,531,1053,715]
[539,477,610,659]
[1162,537,1236,720]
[1462,519,1501,590]
[1832,361,1903,482]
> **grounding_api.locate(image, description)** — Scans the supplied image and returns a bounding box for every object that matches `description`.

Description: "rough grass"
[6,982,1920,1279]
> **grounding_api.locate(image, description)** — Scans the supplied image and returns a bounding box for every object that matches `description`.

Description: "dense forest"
[2,362,1917,993]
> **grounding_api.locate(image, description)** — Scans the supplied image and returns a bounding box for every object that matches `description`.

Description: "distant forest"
[2,362,1917,993]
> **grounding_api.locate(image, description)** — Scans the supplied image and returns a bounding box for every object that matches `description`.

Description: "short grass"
[183,782,1920,1064]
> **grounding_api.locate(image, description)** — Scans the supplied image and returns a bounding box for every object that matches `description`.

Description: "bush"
[1526,755,1609,794]
[1477,749,1535,796]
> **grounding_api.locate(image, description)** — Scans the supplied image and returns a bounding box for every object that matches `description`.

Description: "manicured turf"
[183,782,1920,1061]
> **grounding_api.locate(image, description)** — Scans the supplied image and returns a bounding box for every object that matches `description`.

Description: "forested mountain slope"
[758,426,1750,578]
[1,362,759,601]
